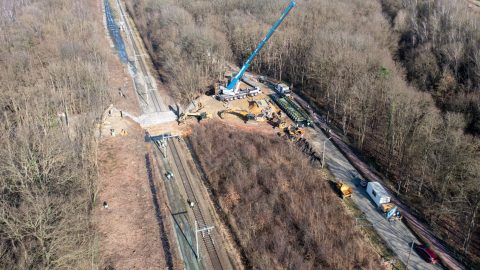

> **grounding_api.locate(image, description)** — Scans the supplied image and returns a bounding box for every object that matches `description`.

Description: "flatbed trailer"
[270,94,312,127]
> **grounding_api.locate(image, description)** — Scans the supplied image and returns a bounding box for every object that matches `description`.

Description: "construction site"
[3,0,480,268]
[95,0,471,269]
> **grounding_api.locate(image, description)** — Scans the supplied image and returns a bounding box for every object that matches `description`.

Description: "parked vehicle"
[414,243,439,264]
[355,177,368,188]
[335,181,353,199]
[366,181,391,207]
[275,83,291,97]
[165,171,174,180]
[380,202,395,213]
[380,203,402,221]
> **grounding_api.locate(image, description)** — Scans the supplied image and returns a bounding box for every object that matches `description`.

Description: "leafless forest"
[127,0,480,264]
[0,0,111,268]
[190,121,383,269]
[382,0,480,135]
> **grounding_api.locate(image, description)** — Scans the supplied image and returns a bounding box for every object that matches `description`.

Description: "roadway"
[307,121,441,270]
[308,126,441,269]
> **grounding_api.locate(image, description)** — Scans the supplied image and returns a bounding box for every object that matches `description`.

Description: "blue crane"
[222,1,296,94]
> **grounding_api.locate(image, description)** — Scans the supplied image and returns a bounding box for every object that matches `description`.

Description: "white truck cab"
[276,83,291,96]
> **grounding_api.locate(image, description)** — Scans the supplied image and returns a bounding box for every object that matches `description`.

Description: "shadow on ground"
[145,153,174,269]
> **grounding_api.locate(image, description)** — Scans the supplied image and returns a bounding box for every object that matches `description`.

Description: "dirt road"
[95,115,176,269]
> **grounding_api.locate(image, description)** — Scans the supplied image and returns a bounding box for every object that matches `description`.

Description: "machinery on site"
[283,125,305,140]
[270,94,312,127]
[275,83,292,97]
[335,181,353,199]
[366,181,402,221]
[380,202,403,221]
[269,112,287,129]
[249,99,280,119]
[219,109,257,122]
[219,98,282,124]
[178,112,212,123]
[217,1,296,101]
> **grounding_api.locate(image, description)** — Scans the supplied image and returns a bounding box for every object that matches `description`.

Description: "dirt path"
[95,115,170,270]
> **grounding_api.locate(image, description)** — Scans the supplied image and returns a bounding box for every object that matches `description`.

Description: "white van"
[366,181,391,207]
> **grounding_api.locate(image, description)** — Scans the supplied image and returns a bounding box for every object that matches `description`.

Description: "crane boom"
[223,1,296,93]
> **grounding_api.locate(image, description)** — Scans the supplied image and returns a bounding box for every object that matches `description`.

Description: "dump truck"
[335,181,353,198]
[380,202,403,221]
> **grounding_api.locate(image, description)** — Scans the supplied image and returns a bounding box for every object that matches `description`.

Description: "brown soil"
[93,0,174,268]
[105,57,141,116]
[95,116,168,270]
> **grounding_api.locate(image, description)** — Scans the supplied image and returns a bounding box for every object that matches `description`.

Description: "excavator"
[219,109,257,123]
[178,112,212,123]
[217,1,296,101]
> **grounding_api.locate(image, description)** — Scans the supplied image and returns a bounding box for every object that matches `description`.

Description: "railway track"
[150,89,164,112]
[114,0,166,112]
[168,139,224,270]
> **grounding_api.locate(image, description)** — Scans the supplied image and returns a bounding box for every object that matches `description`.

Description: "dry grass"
[189,121,383,270]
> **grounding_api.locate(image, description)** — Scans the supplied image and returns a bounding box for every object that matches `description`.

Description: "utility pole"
[406,239,414,269]
[195,220,214,261]
[322,136,332,168]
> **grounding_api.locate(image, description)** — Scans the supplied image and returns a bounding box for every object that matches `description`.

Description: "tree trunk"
[463,200,479,253]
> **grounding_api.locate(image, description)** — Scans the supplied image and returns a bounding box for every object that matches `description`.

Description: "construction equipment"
[270,94,312,127]
[335,181,353,199]
[217,1,296,101]
[284,125,304,140]
[269,112,287,129]
[380,202,403,221]
[275,83,291,97]
[248,99,279,120]
[380,202,396,213]
[178,112,212,123]
[219,109,257,122]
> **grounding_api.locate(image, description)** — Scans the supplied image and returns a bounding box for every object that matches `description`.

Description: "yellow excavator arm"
[219,109,256,122]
